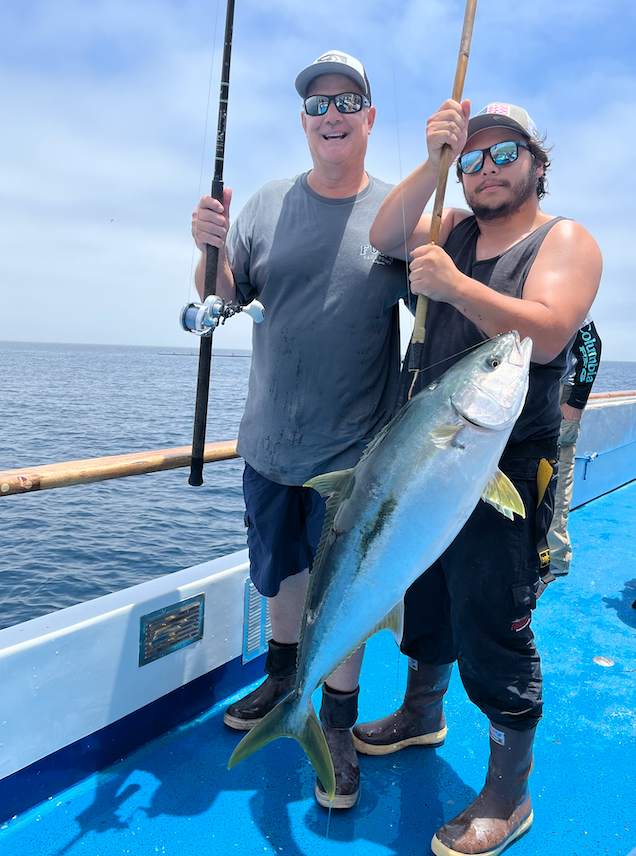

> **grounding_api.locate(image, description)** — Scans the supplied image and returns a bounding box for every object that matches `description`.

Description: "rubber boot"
[352,661,452,755]
[431,723,536,856]
[223,640,297,730]
[315,685,360,810]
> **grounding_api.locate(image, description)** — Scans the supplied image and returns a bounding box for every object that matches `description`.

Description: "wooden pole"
[407,0,478,396]
[588,390,636,400]
[0,441,239,497]
[3,389,636,498]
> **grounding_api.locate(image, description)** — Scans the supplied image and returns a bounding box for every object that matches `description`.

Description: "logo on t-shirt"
[360,244,393,265]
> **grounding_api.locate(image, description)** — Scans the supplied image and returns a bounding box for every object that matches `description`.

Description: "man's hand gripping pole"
[407,0,478,399]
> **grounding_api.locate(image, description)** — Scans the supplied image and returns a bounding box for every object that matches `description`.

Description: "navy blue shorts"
[243,463,327,597]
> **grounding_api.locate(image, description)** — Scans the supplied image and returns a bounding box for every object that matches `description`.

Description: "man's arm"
[369,99,471,258]
[191,188,235,302]
[407,220,602,364]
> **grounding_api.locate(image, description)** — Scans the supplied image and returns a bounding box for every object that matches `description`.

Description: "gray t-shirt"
[228,172,408,486]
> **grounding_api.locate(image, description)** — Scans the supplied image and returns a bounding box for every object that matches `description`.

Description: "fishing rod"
[186,0,236,487]
[407,0,478,399]
[180,0,263,486]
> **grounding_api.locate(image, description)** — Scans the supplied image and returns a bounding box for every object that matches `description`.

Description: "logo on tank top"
[360,244,393,265]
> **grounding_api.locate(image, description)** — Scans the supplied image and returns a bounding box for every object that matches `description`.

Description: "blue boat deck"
[2,482,635,856]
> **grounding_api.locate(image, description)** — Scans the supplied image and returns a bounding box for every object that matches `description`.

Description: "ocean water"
[1,341,635,631]
[1,341,250,631]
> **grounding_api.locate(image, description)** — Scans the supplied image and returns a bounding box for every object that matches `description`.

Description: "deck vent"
[242,579,272,664]
[139,594,205,666]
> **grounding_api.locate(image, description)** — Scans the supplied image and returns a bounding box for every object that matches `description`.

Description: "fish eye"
[486,356,501,369]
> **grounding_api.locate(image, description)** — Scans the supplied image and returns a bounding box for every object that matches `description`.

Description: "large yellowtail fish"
[229,331,532,798]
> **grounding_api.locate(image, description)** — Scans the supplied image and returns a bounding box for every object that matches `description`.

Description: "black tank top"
[397,215,568,448]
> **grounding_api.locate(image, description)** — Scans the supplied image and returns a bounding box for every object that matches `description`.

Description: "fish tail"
[228,693,336,801]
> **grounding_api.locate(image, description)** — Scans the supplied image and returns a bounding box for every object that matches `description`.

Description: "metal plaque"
[139,594,205,666]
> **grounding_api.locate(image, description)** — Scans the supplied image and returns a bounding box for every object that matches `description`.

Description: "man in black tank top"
[351,102,602,856]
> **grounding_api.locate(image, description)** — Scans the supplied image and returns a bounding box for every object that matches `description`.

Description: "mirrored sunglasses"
[459,140,531,175]
[303,92,371,116]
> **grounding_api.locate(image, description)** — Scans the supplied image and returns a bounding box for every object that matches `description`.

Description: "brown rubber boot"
[352,661,452,755]
[223,640,297,730]
[315,685,360,810]
[431,723,536,856]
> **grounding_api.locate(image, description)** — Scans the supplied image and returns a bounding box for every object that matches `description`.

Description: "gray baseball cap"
[295,50,371,102]
[467,103,538,141]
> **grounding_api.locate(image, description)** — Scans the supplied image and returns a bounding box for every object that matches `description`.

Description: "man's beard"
[464,165,538,222]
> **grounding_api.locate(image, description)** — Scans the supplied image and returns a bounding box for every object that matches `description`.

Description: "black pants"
[401,455,556,731]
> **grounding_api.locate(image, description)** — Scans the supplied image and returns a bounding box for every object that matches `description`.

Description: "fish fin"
[430,424,463,449]
[356,419,393,464]
[303,469,353,497]
[481,470,526,520]
[304,471,355,572]
[311,494,340,572]
[228,694,335,801]
[357,395,415,465]
[371,601,404,645]
[326,645,363,680]
[327,603,405,677]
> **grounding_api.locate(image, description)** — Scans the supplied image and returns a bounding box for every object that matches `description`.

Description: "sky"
[1,0,635,359]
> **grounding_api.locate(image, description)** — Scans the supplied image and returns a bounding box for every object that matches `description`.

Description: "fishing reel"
[180,295,265,337]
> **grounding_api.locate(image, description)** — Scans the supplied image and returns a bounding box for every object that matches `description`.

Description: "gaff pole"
[189,0,236,486]
[407,0,478,399]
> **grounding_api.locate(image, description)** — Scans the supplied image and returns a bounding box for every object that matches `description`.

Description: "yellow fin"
[482,470,526,520]
[370,601,404,645]
[430,424,463,449]
[304,469,353,497]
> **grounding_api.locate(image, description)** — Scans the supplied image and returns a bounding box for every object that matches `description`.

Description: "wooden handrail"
[588,390,636,399]
[0,441,239,497]
[2,388,635,498]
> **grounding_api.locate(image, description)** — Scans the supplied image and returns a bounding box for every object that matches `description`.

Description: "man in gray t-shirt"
[230,172,406,484]
[191,50,407,809]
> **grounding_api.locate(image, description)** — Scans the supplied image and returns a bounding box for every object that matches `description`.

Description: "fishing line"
[418,334,503,378]
[388,58,416,698]
[187,0,223,301]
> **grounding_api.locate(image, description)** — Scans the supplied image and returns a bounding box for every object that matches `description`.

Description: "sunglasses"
[303,92,371,116]
[459,140,531,175]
